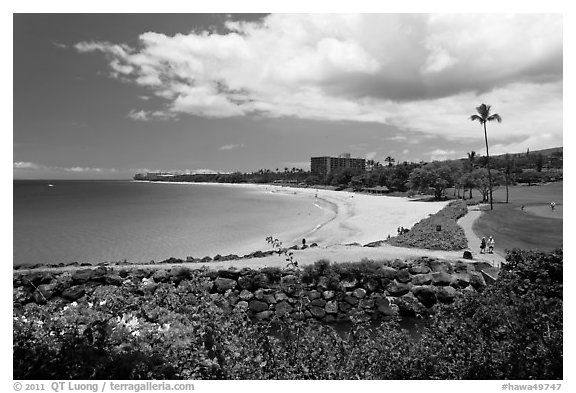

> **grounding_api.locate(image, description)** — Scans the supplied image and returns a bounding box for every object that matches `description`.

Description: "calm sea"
[13,180,331,266]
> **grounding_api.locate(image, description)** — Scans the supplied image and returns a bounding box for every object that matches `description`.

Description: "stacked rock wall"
[13,257,494,322]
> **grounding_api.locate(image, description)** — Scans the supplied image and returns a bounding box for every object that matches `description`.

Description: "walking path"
[457,204,506,268]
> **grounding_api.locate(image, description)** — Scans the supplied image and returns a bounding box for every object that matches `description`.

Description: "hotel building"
[310,153,366,176]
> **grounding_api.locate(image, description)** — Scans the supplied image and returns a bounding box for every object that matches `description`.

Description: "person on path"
[487,236,495,254]
[480,237,486,254]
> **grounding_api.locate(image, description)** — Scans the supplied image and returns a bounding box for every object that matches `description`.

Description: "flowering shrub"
[14,249,562,379]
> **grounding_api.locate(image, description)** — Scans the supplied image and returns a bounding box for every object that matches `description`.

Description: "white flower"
[88,302,93,308]
[131,330,140,337]
[71,302,78,307]
[99,300,107,306]
[157,323,171,332]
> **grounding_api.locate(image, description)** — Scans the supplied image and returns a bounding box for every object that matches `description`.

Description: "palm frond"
[475,103,491,118]
[488,113,502,123]
[469,114,484,123]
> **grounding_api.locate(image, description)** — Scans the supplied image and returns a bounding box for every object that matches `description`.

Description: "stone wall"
[13,257,497,323]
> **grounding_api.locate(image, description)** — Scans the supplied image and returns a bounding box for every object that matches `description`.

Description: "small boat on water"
[48,184,54,187]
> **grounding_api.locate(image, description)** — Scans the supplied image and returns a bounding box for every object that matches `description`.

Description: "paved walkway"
[457,204,506,268]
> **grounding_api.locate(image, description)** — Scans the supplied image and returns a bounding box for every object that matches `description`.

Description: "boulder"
[322,290,335,300]
[469,271,487,290]
[103,274,123,286]
[391,259,408,270]
[436,286,458,304]
[239,289,254,301]
[200,256,212,262]
[255,310,274,320]
[309,306,326,319]
[234,301,249,312]
[392,294,423,317]
[395,269,412,283]
[352,288,367,298]
[379,266,398,280]
[62,286,86,301]
[341,277,357,289]
[71,269,96,284]
[275,292,289,302]
[462,250,473,260]
[217,269,241,280]
[237,275,257,291]
[254,289,264,300]
[431,272,454,286]
[22,272,54,287]
[53,272,73,292]
[325,300,338,314]
[310,298,326,308]
[412,285,437,308]
[411,273,433,286]
[428,260,454,274]
[344,294,359,306]
[375,297,394,315]
[317,276,330,290]
[248,300,269,313]
[275,301,293,316]
[362,278,380,292]
[213,277,237,293]
[409,264,431,275]
[307,290,321,300]
[386,281,411,297]
[263,293,277,305]
[359,298,375,309]
[451,273,471,289]
[339,301,352,313]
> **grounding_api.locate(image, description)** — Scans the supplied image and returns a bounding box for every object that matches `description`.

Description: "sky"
[13,13,563,179]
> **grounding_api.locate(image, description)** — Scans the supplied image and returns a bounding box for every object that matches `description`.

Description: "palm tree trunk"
[483,122,493,210]
[506,174,509,203]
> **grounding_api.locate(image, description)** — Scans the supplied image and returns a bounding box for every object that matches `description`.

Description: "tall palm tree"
[470,104,502,210]
[385,156,395,167]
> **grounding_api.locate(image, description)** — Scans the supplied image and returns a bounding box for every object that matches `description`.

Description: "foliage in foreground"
[387,200,468,250]
[13,249,562,380]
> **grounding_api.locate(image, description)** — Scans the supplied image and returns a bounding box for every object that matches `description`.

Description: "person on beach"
[521,205,525,211]
[480,237,486,254]
[551,201,556,210]
[487,236,495,254]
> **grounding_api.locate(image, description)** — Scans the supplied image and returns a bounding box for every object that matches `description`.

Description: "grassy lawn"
[472,181,563,255]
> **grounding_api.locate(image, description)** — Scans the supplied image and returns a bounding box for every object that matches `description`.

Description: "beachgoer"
[551,201,556,210]
[521,205,525,211]
[480,237,486,254]
[487,236,495,254]
[397,227,401,235]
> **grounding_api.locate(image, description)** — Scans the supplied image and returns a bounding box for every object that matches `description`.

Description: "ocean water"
[13,181,332,266]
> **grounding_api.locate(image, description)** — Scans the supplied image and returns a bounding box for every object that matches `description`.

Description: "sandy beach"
[147,181,450,252]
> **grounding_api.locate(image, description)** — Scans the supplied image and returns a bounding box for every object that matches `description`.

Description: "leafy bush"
[387,201,468,250]
[14,249,562,379]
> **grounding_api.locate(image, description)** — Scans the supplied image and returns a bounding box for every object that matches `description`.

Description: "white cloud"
[128,109,174,121]
[218,143,245,151]
[128,109,150,121]
[428,149,458,161]
[76,14,562,149]
[14,162,117,174]
[13,161,40,169]
[365,152,377,160]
